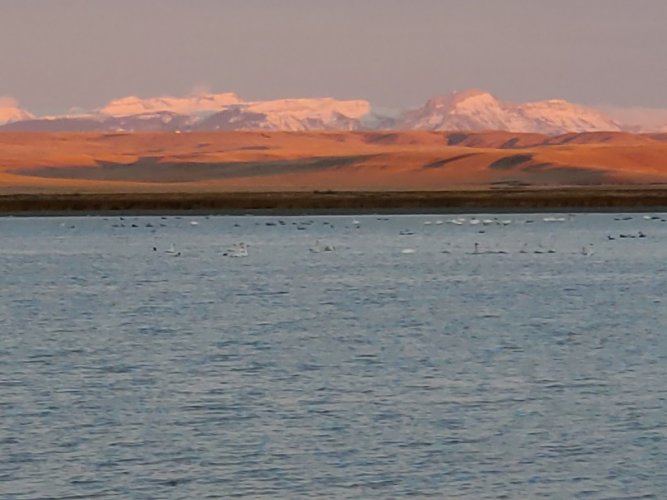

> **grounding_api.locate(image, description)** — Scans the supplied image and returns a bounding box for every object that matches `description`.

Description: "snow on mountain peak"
[407,90,522,132]
[245,98,370,121]
[196,97,372,131]
[516,99,621,134]
[402,90,621,134]
[100,92,243,117]
[96,93,371,130]
[0,97,34,125]
[425,90,497,111]
[0,90,645,133]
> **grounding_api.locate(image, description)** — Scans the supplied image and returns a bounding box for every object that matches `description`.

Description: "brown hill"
[1,131,667,193]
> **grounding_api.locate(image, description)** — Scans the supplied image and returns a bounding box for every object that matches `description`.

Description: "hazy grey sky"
[1,0,666,114]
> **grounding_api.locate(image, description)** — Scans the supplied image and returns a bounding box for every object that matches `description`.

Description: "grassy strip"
[2,189,667,214]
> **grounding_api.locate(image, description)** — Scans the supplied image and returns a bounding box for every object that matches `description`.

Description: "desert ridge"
[1,130,667,193]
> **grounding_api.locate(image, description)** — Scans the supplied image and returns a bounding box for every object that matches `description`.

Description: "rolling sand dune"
[1,131,667,194]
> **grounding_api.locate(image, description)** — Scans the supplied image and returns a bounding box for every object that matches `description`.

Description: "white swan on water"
[165,244,181,257]
[309,240,335,253]
[581,246,594,256]
[224,242,248,257]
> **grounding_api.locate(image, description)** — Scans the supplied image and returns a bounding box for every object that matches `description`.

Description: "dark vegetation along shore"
[2,188,667,215]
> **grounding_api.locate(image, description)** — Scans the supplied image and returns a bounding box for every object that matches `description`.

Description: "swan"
[223,242,248,257]
[581,246,594,256]
[165,244,181,257]
[309,240,335,253]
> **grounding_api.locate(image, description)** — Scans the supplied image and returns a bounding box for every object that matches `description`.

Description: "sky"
[1,0,666,114]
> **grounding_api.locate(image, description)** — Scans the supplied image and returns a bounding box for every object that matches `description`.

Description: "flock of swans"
[130,211,665,259]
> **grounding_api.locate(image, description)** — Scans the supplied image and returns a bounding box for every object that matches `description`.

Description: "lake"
[2,213,667,498]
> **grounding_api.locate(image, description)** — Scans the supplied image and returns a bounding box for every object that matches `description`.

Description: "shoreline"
[2,188,667,216]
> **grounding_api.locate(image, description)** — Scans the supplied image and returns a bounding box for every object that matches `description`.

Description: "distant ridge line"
[2,89,665,133]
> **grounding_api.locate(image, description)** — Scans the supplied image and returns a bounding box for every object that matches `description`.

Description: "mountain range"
[1,90,665,134]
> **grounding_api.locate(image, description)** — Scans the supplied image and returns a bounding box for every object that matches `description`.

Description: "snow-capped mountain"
[0,98,34,125]
[0,93,372,132]
[0,111,199,132]
[515,99,622,134]
[100,92,242,117]
[197,98,371,131]
[98,94,371,131]
[0,90,646,133]
[399,90,621,134]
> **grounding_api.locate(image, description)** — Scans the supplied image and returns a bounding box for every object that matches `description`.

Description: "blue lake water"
[1,213,667,498]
